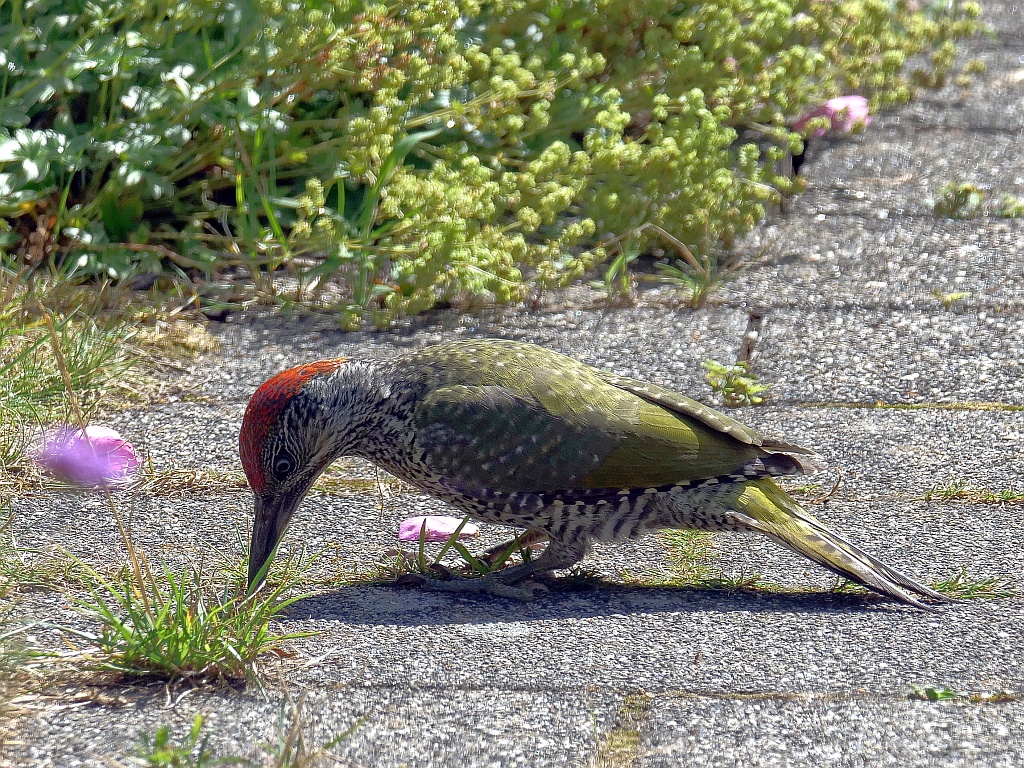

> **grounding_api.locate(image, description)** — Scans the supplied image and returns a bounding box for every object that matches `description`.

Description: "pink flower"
[34,426,139,488]
[794,95,872,138]
[398,515,480,542]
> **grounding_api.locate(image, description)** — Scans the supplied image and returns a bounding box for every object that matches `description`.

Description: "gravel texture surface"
[4,2,1023,765]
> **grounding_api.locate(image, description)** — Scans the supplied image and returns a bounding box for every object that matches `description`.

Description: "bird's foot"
[478,531,548,568]
[396,566,549,600]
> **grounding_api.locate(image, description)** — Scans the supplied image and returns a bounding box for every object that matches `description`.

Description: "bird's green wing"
[410,356,771,493]
[596,370,816,455]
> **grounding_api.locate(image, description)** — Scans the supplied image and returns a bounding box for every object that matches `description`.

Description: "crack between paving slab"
[307,681,1024,704]
[580,685,1022,767]
[801,401,1024,412]
[588,690,653,768]
[718,297,1024,313]
[654,689,1024,705]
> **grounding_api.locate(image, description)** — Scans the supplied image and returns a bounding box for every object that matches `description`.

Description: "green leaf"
[100,193,145,240]
[356,127,443,239]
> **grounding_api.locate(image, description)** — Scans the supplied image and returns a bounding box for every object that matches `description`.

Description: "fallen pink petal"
[398,515,480,542]
[34,425,140,488]
[794,95,872,138]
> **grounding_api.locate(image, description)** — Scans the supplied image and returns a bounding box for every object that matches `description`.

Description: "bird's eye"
[271,450,295,480]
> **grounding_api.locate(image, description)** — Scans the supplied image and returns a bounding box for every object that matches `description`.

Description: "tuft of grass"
[659,530,720,583]
[133,693,359,767]
[133,323,222,359]
[258,690,361,768]
[377,519,537,585]
[830,578,872,597]
[4,287,314,690]
[922,478,972,501]
[220,528,346,595]
[49,463,379,500]
[788,483,823,497]
[588,691,653,768]
[930,181,985,218]
[929,182,1024,219]
[809,401,1024,413]
[0,283,137,429]
[931,569,1017,599]
[930,289,971,310]
[0,609,57,755]
[703,359,772,407]
[63,553,315,684]
[909,685,959,702]
[909,685,1018,703]
[0,274,216,482]
[922,480,1024,504]
[0,508,83,595]
[0,617,32,755]
[623,530,762,591]
[134,714,234,767]
[995,193,1024,218]
[131,468,251,497]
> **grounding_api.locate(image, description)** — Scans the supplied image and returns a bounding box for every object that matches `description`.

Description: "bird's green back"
[397,339,775,493]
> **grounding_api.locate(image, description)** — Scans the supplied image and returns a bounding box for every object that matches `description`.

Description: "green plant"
[622,530,761,591]
[931,182,985,218]
[290,128,445,328]
[612,223,750,309]
[597,246,641,305]
[0,281,137,432]
[384,517,536,582]
[659,530,720,584]
[2,0,980,324]
[923,478,970,501]
[995,194,1024,218]
[922,480,1024,504]
[133,694,358,767]
[65,553,314,683]
[0,512,78,592]
[932,569,1016,599]
[909,685,959,702]
[258,691,359,768]
[929,183,1024,220]
[703,359,772,406]
[135,715,238,767]
[788,483,823,497]
[909,685,1018,704]
[0,618,30,751]
[33,304,311,684]
[588,692,653,768]
[653,257,725,310]
[930,289,971,310]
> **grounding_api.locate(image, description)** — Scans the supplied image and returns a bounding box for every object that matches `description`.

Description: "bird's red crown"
[239,358,346,492]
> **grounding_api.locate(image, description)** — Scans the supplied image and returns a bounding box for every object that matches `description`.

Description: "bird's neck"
[316,359,414,462]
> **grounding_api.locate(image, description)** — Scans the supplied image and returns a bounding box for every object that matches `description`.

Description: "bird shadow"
[279,580,919,627]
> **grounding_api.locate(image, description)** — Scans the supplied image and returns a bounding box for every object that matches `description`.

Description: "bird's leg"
[414,534,588,600]
[478,529,549,567]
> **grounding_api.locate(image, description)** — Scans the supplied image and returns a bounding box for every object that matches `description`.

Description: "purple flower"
[398,515,480,542]
[35,426,139,488]
[794,95,872,138]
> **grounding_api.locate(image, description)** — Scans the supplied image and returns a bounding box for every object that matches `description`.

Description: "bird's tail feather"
[733,478,945,608]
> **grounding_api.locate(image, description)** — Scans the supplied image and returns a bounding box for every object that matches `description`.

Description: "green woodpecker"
[239,339,942,606]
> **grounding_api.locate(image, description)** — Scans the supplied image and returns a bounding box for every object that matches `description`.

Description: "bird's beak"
[247,493,302,591]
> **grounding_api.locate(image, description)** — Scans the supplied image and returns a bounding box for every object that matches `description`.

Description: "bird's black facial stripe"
[272,449,296,480]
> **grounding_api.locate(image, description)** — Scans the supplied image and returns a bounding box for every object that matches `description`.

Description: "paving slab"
[637,697,1024,768]
[4,0,1024,765]
[726,215,1024,309]
[17,687,621,768]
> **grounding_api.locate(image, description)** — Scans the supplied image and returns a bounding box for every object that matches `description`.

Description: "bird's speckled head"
[239,359,346,495]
